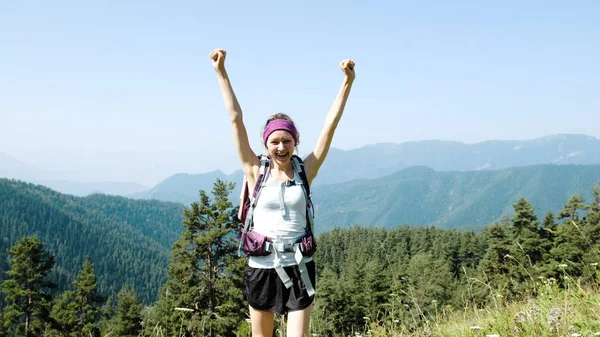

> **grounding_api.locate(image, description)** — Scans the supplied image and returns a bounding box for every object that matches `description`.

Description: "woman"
[210,48,355,337]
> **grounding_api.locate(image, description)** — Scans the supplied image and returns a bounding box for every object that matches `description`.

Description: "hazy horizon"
[2,133,598,187]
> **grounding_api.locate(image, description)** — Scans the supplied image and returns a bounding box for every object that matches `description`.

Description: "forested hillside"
[1,178,599,336]
[313,164,600,232]
[0,178,185,303]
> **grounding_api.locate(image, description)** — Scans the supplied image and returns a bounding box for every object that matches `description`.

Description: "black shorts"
[244,260,316,315]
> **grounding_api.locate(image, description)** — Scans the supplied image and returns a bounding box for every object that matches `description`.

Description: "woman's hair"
[263,112,300,146]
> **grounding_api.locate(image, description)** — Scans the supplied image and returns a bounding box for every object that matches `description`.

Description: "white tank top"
[247,169,313,268]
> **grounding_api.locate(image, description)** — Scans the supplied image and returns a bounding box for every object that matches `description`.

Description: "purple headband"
[262,119,298,145]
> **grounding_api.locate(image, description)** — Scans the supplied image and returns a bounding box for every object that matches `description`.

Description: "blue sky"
[1,1,599,185]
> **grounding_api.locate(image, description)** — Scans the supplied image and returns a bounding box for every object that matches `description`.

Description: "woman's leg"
[286,304,312,337]
[249,306,275,337]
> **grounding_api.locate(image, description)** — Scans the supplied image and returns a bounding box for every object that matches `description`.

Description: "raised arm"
[304,59,355,183]
[210,49,259,178]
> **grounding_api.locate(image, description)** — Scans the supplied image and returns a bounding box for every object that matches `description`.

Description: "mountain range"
[3,134,599,201]
[130,133,600,206]
[311,164,600,233]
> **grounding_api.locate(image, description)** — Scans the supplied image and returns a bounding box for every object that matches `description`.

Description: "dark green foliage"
[1,236,56,336]
[50,257,104,336]
[0,178,185,303]
[312,225,489,334]
[3,177,600,335]
[50,290,77,335]
[114,284,142,337]
[153,179,245,337]
[550,195,590,280]
[311,268,346,335]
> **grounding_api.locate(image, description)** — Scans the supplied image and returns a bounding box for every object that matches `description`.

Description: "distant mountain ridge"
[132,134,600,206]
[129,170,244,205]
[313,134,600,185]
[3,134,600,200]
[311,164,600,233]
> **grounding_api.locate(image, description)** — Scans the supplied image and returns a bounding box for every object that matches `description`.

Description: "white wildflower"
[174,307,194,312]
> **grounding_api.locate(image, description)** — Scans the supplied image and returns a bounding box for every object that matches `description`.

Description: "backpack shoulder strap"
[237,155,270,221]
[251,155,270,204]
[243,155,270,230]
[291,155,310,197]
[291,155,315,235]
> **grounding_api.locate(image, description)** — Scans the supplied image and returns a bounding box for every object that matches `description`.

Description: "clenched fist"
[340,59,355,81]
[210,49,226,71]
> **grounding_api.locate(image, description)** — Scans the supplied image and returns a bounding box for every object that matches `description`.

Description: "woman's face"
[266,130,295,166]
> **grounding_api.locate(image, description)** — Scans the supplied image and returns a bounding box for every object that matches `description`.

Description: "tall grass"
[353,274,600,337]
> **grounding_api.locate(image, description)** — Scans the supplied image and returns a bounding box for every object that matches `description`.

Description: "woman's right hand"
[210,49,226,72]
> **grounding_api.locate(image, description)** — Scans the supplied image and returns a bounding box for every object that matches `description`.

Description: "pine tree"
[580,185,600,281]
[510,198,545,267]
[557,195,588,222]
[114,284,142,337]
[340,258,369,331]
[311,268,347,336]
[551,195,589,280]
[404,253,453,326]
[97,295,115,335]
[538,211,559,278]
[72,257,104,336]
[154,179,245,337]
[476,222,513,302]
[49,290,77,335]
[1,236,56,336]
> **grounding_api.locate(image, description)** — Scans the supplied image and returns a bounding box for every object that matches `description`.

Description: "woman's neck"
[270,162,294,180]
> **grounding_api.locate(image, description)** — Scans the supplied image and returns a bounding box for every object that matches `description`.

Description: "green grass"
[356,276,600,337]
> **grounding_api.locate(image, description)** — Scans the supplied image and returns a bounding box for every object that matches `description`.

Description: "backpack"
[237,154,316,257]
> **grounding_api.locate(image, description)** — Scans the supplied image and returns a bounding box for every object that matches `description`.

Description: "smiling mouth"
[275,152,289,160]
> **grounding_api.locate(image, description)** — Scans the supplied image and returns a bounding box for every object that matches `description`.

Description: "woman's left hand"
[340,59,355,81]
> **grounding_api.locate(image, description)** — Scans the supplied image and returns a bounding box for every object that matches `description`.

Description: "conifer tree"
[582,184,600,248]
[72,257,104,336]
[557,195,587,222]
[538,211,559,278]
[1,236,55,336]
[114,284,142,337]
[476,222,513,302]
[404,253,453,323]
[312,268,348,335]
[154,179,245,337]
[50,290,77,334]
[551,195,589,280]
[510,198,544,267]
